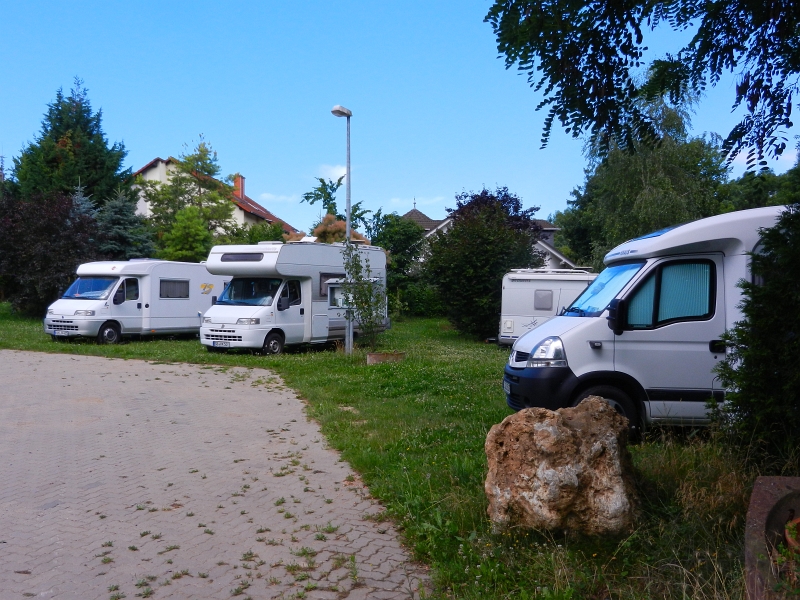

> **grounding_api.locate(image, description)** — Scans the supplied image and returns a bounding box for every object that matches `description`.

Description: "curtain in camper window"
[628,274,655,327]
[160,279,190,299]
[657,263,711,322]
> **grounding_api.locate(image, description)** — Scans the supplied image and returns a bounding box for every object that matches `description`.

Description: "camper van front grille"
[205,331,243,342]
[514,351,530,363]
[50,320,79,331]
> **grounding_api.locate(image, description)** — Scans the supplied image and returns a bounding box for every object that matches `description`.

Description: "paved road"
[0,350,427,599]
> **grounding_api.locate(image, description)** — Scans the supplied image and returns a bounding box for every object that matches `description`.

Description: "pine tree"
[96,189,155,260]
[12,78,129,204]
[158,206,214,262]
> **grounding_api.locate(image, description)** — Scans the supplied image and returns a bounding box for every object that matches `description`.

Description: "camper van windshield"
[564,262,644,317]
[216,278,282,306]
[62,276,119,300]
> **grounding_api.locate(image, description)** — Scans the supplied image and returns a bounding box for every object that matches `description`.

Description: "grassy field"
[0,303,755,599]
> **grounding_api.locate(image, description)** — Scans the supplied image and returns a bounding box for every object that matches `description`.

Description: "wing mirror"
[606,298,627,335]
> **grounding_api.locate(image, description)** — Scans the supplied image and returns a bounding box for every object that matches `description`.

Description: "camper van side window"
[160,279,190,299]
[124,278,139,301]
[533,290,553,311]
[626,260,714,329]
[320,273,345,297]
[221,253,264,262]
[283,280,302,306]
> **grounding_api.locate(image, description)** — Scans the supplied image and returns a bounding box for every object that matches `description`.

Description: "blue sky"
[1,1,796,234]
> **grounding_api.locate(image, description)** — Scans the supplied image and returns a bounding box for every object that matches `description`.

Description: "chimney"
[233,174,245,199]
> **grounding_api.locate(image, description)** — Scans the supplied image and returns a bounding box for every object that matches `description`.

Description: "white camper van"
[200,241,387,354]
[44,260,228,343]
[503,206,784,429]
[499,269,597,346]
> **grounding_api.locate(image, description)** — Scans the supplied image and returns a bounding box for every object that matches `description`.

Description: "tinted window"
[160,279,190,299]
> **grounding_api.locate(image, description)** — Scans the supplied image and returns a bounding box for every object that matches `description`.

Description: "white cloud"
[318,164,347,180]
[259,192,299,204]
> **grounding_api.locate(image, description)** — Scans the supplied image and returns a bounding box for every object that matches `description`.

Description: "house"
[133,157,299,235]
[401,207,583,270]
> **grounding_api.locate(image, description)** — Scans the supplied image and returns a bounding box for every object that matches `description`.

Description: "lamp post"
[331,105,353,355]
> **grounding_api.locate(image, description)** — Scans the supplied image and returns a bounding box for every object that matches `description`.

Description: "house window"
[160,279,190,299]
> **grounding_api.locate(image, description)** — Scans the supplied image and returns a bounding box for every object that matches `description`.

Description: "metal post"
[331,105,354,356]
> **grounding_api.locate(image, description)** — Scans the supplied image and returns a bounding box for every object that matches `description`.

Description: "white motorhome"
[200,241,387,354]
[503,206,784,429]
[499,269,597,346]
[43,260,228,343]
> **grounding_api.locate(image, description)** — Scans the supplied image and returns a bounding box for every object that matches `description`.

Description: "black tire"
[262,332,284,355]
[97,322,121,345]
[573,385,639,429]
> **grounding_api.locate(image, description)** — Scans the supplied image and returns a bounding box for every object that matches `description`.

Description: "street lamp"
[331,104,353,355]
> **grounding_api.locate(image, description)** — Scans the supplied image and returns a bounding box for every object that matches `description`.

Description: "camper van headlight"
[236,318,260,325]
[203,317,212,323]
[47,309,54,315]
[74,310,95,316]
[527,337,567,368]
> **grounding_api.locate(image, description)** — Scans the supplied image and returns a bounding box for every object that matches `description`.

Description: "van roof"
[604,206,785,265]
[75,260,204,276]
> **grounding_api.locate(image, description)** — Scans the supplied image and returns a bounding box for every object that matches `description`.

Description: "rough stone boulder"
[485,397,638,535]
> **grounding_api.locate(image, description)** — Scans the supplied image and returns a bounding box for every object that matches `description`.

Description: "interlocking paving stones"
[0,350,428,599]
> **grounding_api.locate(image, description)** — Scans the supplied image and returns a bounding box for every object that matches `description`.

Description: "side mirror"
[277,296,289,311]
[606,298,627,335]
[211,295,217,305]
[113,288,125,305]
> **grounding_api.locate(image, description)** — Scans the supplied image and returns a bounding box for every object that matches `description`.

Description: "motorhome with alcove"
[200,241,387,354]
[498,269,597,346]
[503,206,784,430]
[43,260,227,343]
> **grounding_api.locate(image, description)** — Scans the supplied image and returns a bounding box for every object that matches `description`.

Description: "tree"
[426,187,541,338]
[0,190,99,315]
[158,206,214,263]
[485,0,800,165]
[12,78,129,203]
[310,214,368,244]
[222,221,286,245]
[301,176,370,231]
[715,204,800,460]
[552,100,728,268]
[137,139,235,237]
[96,188,156,260]
[341,242,387,351]
[366,210,426,293]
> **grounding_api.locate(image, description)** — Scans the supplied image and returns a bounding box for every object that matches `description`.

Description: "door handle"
[137,303,142,309]
[709,340,726,353]
[300,308,305,315]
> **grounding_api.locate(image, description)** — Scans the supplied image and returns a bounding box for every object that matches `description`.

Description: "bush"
[426,187,541,338]
[715,204,800,461]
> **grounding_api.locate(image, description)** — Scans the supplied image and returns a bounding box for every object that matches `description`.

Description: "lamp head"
[331,105,352,118]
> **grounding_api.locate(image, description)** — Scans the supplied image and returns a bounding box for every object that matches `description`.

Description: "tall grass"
[0,303,768,598]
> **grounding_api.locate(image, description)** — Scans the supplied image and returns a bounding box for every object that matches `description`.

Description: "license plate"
[213,341,230,347]
[55,330,70,337]
[503,380,511,394]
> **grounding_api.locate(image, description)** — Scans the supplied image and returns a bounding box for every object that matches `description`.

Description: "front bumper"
[200,325,266,349]
[43,317,103,338]
[503,364,578,411]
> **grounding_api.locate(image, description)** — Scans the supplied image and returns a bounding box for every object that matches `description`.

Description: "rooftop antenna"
[413,197,416,210]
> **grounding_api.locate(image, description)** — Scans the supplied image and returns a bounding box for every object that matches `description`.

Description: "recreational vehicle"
[498,269,596,346]
[44,260,228,343]
[200,241,387,354]
[503,206,784,429]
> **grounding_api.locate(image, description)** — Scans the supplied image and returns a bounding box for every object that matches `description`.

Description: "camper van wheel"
[97,322,121,345]
[262,332,284,355]
[573,385,638,429]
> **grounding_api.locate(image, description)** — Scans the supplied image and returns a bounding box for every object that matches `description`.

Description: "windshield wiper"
[562,306,586,317]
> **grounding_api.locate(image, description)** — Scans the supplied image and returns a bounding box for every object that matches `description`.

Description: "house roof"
[134,157,299,234]
[401,208,447,232]
[232,182,299,235]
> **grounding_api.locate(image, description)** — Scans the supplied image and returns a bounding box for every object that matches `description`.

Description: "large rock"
[485,396,638,535]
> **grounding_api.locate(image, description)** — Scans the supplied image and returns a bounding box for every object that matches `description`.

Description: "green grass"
[0,303,755,598]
